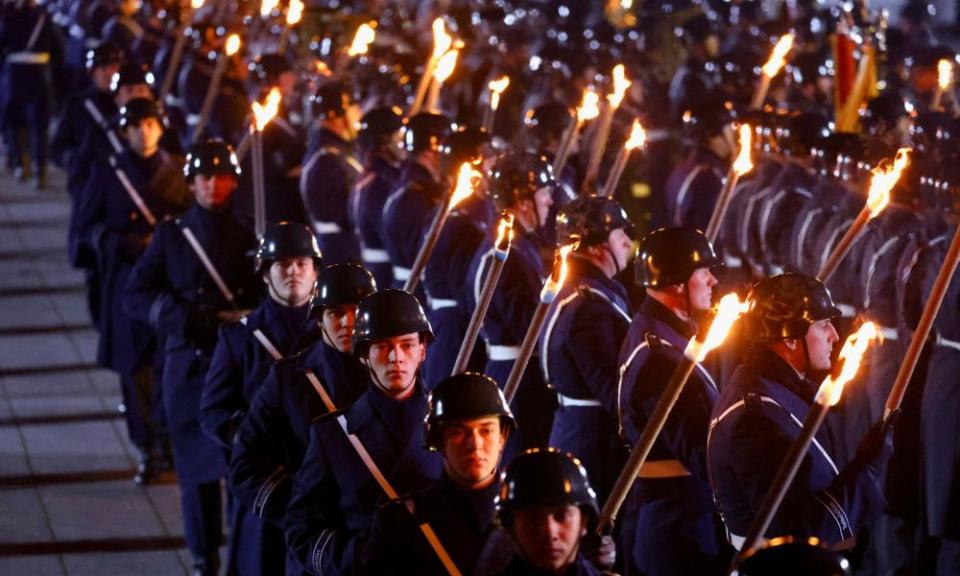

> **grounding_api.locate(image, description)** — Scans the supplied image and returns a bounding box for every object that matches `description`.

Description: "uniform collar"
[745,346,819,405]
[639,296,698,341]
[349,379,427,434]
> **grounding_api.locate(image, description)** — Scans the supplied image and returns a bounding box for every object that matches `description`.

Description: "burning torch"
[333,21,377,78]
[584,64,632,187]
[426,46,460,113]
[409,18,454,116]
[483,75,510,133]
[250,87,281,239]
[750,33,795,110]
[704,123,754,242]
[601,119,646,198]
[159,0,204,103]
[192,33,241,144]
[552,88,601,178]
[932,58,955,112]
[278,0,303,55]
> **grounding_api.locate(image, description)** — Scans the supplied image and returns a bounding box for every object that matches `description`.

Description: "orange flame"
[488,76,511,111]
[348,22,377,57]
[190,0,204,10]
[285,0,303,25]
[433,48,460,84]
[938,59,954,91]
[733,123,754,176]
[866,148,911,217]
[542,242,579,301]
[816,322,879,406]
[577,88,601,123]
[252,87,281,131]
[225,34,241,56]
[625,119,646,151]
[686,293,749,362]
[495,212,515,253]
[607,64,631,108]
[431,18,453,61]
[260,0,278,18]
[449,163,481,209]
[762,33,795,78]
[315,60,332,77]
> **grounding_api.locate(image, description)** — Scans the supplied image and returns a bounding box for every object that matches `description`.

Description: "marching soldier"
[101,0,143,59]
[616,227,729,575]
[362,372,517,575]
[668,12,720,124]
[284,289,442,575]
[124,138,261,576]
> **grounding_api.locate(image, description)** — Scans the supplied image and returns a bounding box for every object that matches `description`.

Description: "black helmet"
[250,53,292,85]
[636,227,721,287]
[85,43,124,72]
[556,196,633,247]
[524,102,573,148]
[184,138,241,181]
[118,97,163,129]
[424,372,515,451]
[352,289,434,357]
[310,264,377,316]
[744,273,840,342]
[786,112,832,157]
[310,81,351,119]
[683,97,736,141]
[489,152,555,211]
[402,113,453,153]
[495,448,599,529]
[862,92,909,136]
[678,13,717,46]
[737,536,850,576]
[111,63,156,94]
[255,222,323,274]
[357,106,404,151]
[440,128,491,178]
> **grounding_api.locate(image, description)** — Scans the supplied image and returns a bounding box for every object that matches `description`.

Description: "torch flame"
[625,120,646,151]
[252,88,281,131]
[348,22,377,57]
[449,163,481,210]
[495,212,515,253]
[577,88,602,123]
[865,148,911,217]
[285,0,303,25]
[938,59,954,91]
[225,34,241,56]
[542,242,579,302]
[488,76,511,111]
[686,293,749,363]
[190,0,204,10]
[816,322,880,407]
[431,18,453,61]
[433,48,460,84]
[607,64,632,108]
[762,33,795,78]
[315,60,332,77]
[733,123,754,176]
[260,0,278,18]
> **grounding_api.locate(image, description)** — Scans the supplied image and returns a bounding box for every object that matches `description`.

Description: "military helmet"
[424,372,515,452]
[862,92,909,135]
[184,138,241,181]
[250,53,292,85]
[736,536,850,576]
[402,113,454,153]
[310,81,351,119]
[118,97,163,129]
[310,264,377,317]
[86,43,125,72]
[683,97,736,140]
[111,63,155,94]
[524,102,573,148]
[489,152,555,212]
[440,128,491,178]
[255,222,323,275]
[786,112,832,157]
[495,448,599,529]
[357,106,404,151]
[556,195,633,248]
[636,227,721,287]
[744,273,840,342]
[352,289,434,357]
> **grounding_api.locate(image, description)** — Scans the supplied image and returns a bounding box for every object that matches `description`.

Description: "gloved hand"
[853,410,898,472]
[581,530,616,572]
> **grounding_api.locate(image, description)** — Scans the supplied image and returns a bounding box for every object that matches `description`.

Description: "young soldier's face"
[321,304,357,354]
[125,117,163,156]
[441,416,504,488]
[686,267,718,313]
[804,319,839,372]
[511,505,586,572]
[266,257,317,308]
[365,333,424,398]
[191,173,237,210]
[606,228,634,272]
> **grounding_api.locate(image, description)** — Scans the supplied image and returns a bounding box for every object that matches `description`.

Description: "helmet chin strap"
[600,242,622,277]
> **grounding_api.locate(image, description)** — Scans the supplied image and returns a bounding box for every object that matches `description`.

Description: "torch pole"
[750,74,773,110]
[551,119,580,177]
[584,103,614,186]
[884,221,960,418]
[409,60,436,116]
[452,249,508,375]
[704,168,741,242]
[426,80,442,113]
[482,102,496,134]
[159,20,191,102]
[252,126,266,239]
[403,201,450,293]
[601,147,630,198]
[278,26,292,55]
[191,53,231,144]
[728,402,831,572]
[817,208,871,283]
[503,297,555,404]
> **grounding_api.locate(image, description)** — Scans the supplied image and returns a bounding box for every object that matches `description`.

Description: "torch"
[552,88,601,177]
[750,33,795,110]
[159,0,204,103]
[600,119,646,198]
[426,46,460,113]
[409,18,454,116]
[452,213,515,376]
[584,64,632,187]
[277,0,303,55]
[817,148,911,282]
[482,75,510,133]
[255,0,279,43]
[932,58,955,112]
[191,33,241,144]
[503,242,579,404]
[704,123,754,242]
[730,322,879,570]
[333,21,377,78]
[403,163,481,293]
[250,87,282,239]
[597,293,749,535]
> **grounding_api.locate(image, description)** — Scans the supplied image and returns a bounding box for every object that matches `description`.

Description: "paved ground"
[0,167,199,575]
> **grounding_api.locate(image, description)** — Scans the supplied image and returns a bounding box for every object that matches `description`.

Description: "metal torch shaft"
[452,252,507,375]
[252,128,266,239]
[159,22,190,102]
[584,103,614,186]
[817,208,871,283]
[600,146,630,198]
[503,299,553,404]
[191,54,230,144]
[750,74,773,110]
[704,168,740,242]
[551,119,579,178]
[403,202,450,293]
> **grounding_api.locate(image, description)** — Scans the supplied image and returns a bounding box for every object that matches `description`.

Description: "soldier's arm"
[568,300,630,416]
[499,258,542,343]
[302,154,349,224]
[359,499,416,576]
[75,163,109,257]
[199,323,247,448]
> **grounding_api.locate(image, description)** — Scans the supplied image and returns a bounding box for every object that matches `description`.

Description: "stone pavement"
[0,167,200,575]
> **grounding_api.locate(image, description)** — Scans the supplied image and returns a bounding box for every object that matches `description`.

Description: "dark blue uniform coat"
[353,154,401,289]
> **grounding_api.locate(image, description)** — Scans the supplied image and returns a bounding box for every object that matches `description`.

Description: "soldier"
[353,106,405,289]
[300,81,364,264]
[668,12,720,123]
[76,98,192,486]
[284,289,442,575]
[708,274,890,551]
[540,195,633,502]
[101,0,143,59]
[228,263,375,576]
[124,138,261,576]
[362,372,517,574]
[492,448,606,576]
[523,102,578,191]
[616,227,728,575]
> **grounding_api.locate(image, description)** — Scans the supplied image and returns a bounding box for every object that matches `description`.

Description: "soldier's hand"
[854,412,897,471]
[581,531,616,571]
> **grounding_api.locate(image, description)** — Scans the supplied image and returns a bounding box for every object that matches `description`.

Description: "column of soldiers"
[3,0,960,575]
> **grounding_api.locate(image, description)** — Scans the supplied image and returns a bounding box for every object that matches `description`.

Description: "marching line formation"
[2,0,960,575]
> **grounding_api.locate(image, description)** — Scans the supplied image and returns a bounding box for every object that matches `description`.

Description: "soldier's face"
[92,64,120,91]
[686,267,717,313]
[365,333,424,399]
[441,416,505,488]
[511,504,586,572]
[534,187,554,227]
[191,173,237,209]
[125,117,163,156]
[266,257,317,307]
[321,304,357,354]
[606,228,634,271]
[803,319,839,372]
